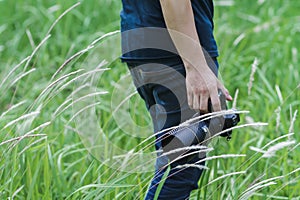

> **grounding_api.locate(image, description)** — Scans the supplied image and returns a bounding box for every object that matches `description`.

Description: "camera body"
[206,109,240,140]
[161,91,240,160]
[206,90,240,140]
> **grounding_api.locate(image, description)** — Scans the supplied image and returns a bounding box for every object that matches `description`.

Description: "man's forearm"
[160,0,208,72]
[159,0,232,112]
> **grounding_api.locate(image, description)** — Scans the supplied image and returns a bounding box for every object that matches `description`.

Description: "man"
[120,0,232,199]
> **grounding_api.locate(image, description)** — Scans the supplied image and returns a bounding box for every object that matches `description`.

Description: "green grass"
[0,0,299,199]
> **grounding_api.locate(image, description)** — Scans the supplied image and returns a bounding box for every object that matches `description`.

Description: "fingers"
[186,74,232,112]
[199,93,209,113]
[209,88,221,112]
[187,90,201,111]
[188,87,209,112]
[187,87,218,112]
[187,86,231,112]
[187,87,193,109]
[193,92,200,110]
[218,82,233,101]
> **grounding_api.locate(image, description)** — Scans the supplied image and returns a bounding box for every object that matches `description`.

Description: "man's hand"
[160,0,232,112]
[185,64,232,112]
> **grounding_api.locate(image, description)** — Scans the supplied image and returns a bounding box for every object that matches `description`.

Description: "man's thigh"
[129,61,195,131]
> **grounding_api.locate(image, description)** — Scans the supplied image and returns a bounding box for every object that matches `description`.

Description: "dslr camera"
[162,91,240,160]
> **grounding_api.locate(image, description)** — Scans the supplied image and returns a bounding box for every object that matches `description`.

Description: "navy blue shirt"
[120,0,218,62]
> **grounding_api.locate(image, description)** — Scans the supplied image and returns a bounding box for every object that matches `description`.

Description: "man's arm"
[159,0,232,112]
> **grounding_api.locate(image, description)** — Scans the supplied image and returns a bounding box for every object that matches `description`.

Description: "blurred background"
[0,0,299,199]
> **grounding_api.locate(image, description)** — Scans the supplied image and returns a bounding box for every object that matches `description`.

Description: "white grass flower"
[0,100,27,119]
[174,164,209,170]
[262,132,294,150]
[232,88,239,109]
[3,111,40,129]
[292,47,298,63]
[262,140,296,158]
[239,182,277,200]
[288,109,298,135]
[207,171,246,186]
[0,134,46,146]
[249,146,266,154]
[0,56,30,89]
[275,106,281,132]
[46,2,81,36]
[275,85,283,104]
[9,68,36,88]
[23,34,51,72]
[195,154,246,164]
[248,57,259,95]
[161,146,212,158]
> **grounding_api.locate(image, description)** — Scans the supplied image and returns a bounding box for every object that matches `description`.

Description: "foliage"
[0,0,299,199]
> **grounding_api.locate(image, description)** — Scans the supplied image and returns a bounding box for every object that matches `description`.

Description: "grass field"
[0,0,299,199]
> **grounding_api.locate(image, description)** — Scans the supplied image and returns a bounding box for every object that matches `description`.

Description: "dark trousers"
[127,58,218,200]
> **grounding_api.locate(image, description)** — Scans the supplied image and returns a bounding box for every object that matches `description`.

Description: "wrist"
[184,63,207,74]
